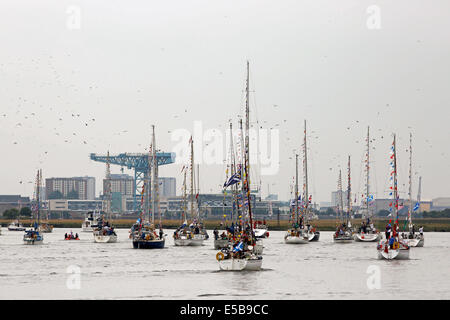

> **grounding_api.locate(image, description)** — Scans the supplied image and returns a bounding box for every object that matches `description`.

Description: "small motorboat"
[64,232,80,240]
[81,210,100,232]
[8,220,26,231]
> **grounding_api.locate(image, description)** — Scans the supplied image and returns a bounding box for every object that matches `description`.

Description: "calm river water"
[0,227,448,299]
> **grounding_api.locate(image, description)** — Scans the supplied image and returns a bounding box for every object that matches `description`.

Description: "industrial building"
[45,176,96,200]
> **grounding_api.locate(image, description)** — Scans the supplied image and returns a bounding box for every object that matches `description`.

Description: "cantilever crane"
[90,152,175,211]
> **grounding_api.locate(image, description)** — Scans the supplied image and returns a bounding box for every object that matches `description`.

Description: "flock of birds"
[0,56,445,201]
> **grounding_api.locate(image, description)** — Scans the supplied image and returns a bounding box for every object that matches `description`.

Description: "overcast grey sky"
[1,0,449,203]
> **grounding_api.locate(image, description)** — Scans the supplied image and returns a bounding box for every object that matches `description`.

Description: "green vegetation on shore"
[1,218,450,232]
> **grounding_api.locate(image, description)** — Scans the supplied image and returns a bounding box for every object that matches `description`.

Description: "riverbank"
[2,218,450,231]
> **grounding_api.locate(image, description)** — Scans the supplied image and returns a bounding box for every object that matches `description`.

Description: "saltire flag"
[233,241,244,253]
[413,202,420,211]
[223,170,242,188]
[180,219,187,229]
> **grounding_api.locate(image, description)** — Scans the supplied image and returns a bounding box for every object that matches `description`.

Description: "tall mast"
[146,139,151,223]
[151,125,158,225]
[182,169,187,223]
[239,118,245,219]
[105,151,111,221]
[392,135,399,224]
[190,136,194,221]
[347,155,351,225]
[303,120,309,222]
[295,154,299,225]
[338,169,343,223]
[365,126,370,218]
[408,132,413,230]
[36,169,41,226]
[197,163,200,219]
[244,61,254,234]
[229,122,236,222]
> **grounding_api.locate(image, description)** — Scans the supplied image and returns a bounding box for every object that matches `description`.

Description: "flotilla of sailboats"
[2,61,429,268]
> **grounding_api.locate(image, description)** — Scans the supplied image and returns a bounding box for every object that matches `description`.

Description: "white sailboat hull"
[406,237,424,247]
[214,239,231,249]
[354,232,380,242]
[377,240,410,260]
[333,236,354,243]
[284,235,308,244]
[174,238,204,246]
[23,238,43,245]
[254,239,264,255]
[254,228,268,238]
[8,225,26,231]
[94,234,117,243]
[82,226,94,232]
[306,231,316,241]
[218,257,262,271]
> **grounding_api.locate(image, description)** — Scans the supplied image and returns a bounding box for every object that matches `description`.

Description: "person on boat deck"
[389,236,395,249]
[213,227,219,240]
[194,226,200,234]
[411,225,416,235]
[75,233,79,239]
[385,224,392,239]
[159,228,163,239]
[419,226,424,236]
